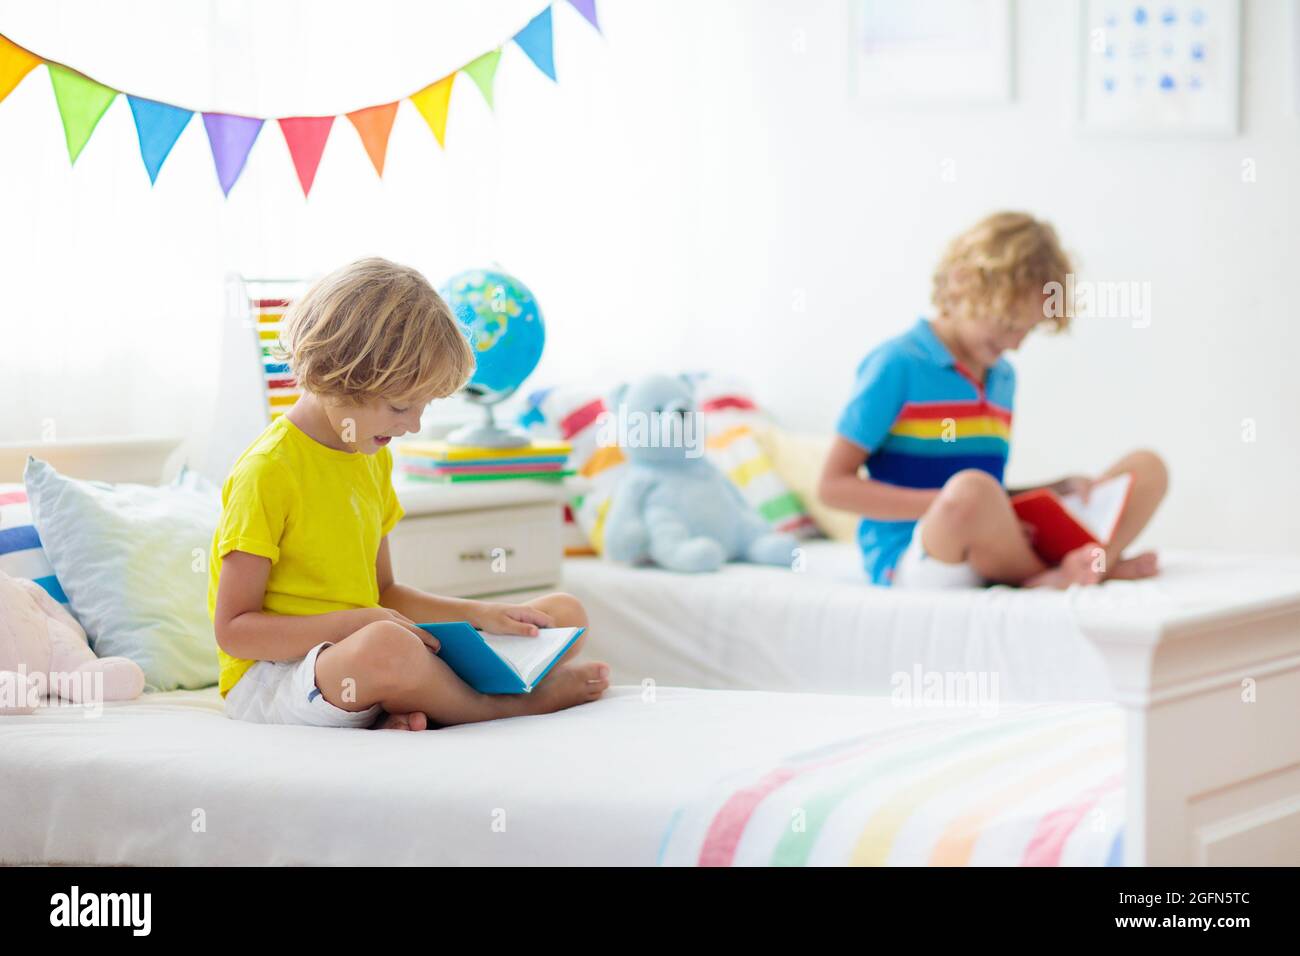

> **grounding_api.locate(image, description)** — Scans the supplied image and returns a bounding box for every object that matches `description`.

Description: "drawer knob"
[458,547,516,562]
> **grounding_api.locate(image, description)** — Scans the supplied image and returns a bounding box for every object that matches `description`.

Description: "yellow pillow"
[754,426,861,543]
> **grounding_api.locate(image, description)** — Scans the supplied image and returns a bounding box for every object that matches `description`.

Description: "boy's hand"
[1050,475,1093,502]
[467,602,555,637]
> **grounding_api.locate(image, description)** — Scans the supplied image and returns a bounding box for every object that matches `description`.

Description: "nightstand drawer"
[387,502,562,598]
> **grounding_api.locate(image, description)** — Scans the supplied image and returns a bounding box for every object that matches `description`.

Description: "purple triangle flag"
[514,7,556,81]
[202,112,264,196]
[568,0,600,32]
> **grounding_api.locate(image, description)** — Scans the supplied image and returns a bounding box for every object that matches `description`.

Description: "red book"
[1010,472,1134,566]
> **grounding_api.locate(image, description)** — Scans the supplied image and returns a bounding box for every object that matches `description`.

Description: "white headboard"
[0,437,184,485]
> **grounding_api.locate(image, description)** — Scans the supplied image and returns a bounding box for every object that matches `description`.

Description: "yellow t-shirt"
[207,415,405,696]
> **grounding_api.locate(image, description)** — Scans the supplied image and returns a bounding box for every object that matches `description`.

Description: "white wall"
[1,0,1297,555]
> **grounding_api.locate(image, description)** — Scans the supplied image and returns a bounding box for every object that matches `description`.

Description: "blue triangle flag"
[127,96,193,184]
[514,7,556,81]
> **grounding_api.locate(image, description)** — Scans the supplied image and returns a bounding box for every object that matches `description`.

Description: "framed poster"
[1079,0,1241,134]
[851,0,1014,104]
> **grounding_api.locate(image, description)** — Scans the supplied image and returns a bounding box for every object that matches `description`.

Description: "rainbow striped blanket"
[659,702,1126,867]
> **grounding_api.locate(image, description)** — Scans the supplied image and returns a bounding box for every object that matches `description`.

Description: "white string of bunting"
[0,1,599,197]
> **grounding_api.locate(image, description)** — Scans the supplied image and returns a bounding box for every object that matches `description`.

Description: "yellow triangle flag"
[409,73,455,148]
[0,34,41,104]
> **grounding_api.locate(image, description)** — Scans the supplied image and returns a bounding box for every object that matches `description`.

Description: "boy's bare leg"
[1097,449,1168,579]
[373,591,593,730]
[314,618,609,731]
[919,470,1101,588]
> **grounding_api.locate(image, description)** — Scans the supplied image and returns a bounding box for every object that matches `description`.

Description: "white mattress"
[561,543,1300,701]
[1,685,1118,866]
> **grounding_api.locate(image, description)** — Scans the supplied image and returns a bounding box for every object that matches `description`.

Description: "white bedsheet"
[561,543,1300,701]
[1,685,1114,866]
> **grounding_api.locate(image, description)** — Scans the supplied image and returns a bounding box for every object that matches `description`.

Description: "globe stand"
[446,401,531,449]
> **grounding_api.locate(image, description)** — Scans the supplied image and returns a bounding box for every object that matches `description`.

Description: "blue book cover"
[417,622,584,694]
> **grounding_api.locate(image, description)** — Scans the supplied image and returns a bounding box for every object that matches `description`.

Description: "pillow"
[519,374,817,554]
[754,426,862,543]
[0,483,71,609]
[24,457,222,692]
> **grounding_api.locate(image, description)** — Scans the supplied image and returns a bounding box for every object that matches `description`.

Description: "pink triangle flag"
[278,116,335,197]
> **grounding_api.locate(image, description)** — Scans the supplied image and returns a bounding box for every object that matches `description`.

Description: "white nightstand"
[387,479,568,598]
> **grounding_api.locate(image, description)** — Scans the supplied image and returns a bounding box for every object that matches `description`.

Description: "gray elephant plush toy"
[601,374,798,573]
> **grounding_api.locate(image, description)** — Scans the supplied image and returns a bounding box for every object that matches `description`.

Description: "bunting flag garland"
[127,96,192,183]
[202,113,263,196]
[461,50,502,110]
[279,115,334,196]
[345,101,398,176]
[0,1,597,196]
[48,64,118,163]
[514,8,557,81]
[409,73,456,148]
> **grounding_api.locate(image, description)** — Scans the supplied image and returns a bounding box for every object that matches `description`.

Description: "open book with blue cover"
[417,622,584,694]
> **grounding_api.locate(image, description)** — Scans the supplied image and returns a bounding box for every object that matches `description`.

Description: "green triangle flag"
[48,63,118,164]
[462,49,502,109]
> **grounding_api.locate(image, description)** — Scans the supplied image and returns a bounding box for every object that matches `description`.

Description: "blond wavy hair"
[276,258,474,404]
[931,212,1074,332]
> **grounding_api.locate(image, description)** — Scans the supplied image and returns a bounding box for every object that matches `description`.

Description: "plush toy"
[602,374,798,573]
[0,569,145,714]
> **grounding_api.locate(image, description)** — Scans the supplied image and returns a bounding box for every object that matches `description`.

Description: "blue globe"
[441,269,545,407]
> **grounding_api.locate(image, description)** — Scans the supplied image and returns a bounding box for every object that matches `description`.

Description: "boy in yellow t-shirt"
[208,257,609,730]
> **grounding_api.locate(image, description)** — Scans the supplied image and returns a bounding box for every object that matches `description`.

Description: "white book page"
[1059,472,1133,544]
[481,627,580,687]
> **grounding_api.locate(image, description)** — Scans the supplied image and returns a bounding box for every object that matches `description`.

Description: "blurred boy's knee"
[929,469,1004,529]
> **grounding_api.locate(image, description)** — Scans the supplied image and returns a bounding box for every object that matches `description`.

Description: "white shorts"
[890,520,984,590]
[223,641,382,729]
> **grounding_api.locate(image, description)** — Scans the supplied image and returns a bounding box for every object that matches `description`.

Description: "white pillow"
[24,457,221,692]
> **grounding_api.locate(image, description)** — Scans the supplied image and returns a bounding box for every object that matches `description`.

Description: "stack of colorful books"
[395,440,574,483]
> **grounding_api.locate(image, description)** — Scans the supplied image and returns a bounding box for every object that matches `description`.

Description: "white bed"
[561,542,1300,701]
[1,684,1127,866]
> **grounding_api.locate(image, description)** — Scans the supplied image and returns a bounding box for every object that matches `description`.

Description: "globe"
[440,268,546,447]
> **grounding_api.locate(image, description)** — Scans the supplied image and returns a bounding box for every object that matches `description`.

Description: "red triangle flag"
[346,102,398,177]
[278,116,335,196]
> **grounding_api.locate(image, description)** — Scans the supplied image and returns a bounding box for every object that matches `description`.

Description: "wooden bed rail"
[1078,590,1300,865]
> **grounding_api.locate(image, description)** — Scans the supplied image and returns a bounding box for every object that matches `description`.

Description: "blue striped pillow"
[0,483,71,610]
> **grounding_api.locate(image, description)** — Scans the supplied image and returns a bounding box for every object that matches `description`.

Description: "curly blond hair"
[276,257,474,404]
[931,212,1074,332]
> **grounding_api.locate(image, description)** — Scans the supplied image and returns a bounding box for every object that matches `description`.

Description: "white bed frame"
[13,440,1300,867]
[1079,591,1300,865]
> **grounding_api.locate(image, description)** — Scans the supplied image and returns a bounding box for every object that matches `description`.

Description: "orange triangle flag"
[346,101,398,176]
[278,115,334,197]
[1,34,41,105]
[409,74,455,148]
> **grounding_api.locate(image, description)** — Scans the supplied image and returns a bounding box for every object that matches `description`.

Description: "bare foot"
[526,661,610,715]
[1024,545,1104,590]
[1107,550,1159,580]
[374,710,428,732]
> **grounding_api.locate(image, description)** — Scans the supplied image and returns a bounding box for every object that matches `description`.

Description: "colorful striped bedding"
[659,702,1125,867]
[0,484,70,608]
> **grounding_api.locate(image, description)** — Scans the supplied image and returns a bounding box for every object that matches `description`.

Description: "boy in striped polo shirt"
[819,212,1167,589]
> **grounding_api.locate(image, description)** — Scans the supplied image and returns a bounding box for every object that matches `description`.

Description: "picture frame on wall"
[851,0,1014,105]
[1078,0,1241,135]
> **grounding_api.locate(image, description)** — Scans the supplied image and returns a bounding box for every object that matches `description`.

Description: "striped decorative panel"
[250,296,301,422]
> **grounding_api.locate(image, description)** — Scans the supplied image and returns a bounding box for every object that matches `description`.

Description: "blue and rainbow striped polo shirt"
[836,318,1015,585]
